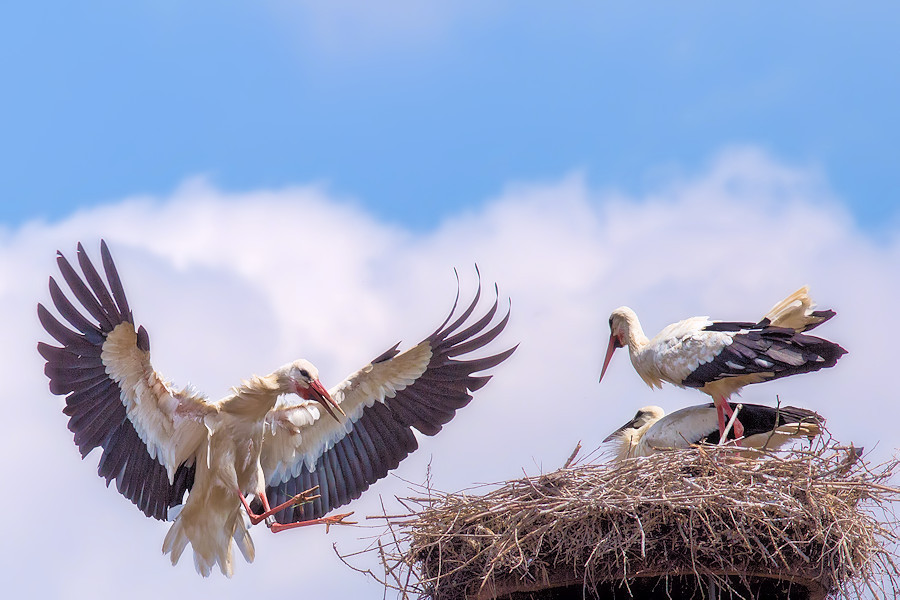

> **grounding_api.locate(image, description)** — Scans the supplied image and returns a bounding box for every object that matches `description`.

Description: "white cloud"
[3,146,897,597]
[264,0,498,61]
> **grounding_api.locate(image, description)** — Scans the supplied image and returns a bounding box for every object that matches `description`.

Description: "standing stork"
[604,402,823,461]
[38,241,515,577]
[598,287,846,441]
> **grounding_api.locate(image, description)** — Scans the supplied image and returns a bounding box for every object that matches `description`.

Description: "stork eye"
[298,368,310,379]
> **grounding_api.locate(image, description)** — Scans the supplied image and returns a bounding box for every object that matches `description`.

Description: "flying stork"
[38,241,515,577]
[604,402,823,461]
[598,286,846,441]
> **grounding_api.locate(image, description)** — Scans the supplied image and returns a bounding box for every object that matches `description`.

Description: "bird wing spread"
[38,241,211,520]
[260,276,516,522]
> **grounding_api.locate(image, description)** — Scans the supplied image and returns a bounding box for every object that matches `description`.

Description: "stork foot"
[285,486,322,508]
[269,511,356,534]
[239,486,323,525]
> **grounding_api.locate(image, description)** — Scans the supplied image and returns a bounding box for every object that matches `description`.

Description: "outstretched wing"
[37,241,211,520]
[260,274,516,523]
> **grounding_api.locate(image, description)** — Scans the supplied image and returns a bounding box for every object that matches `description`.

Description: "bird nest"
[349,442,900,599]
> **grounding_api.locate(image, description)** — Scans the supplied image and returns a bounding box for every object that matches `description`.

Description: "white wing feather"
[101,321,212,481]
[261,342,433,485]
[635,317,734,385]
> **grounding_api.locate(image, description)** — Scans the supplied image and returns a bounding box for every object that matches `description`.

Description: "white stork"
[38,241,515,577]
[598,287,846,441]
[603,402,823,461]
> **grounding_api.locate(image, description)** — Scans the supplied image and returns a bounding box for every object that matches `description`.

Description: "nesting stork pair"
[38,241,515,577]
[599,286,846,450]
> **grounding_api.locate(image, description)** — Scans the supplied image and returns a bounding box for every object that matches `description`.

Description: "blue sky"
[2,2,897,230]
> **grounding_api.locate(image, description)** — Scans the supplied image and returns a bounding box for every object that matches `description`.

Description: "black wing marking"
[265,277,516,523]
[699,402,823,445]
[683,321,847,389]
[38,241,195,520]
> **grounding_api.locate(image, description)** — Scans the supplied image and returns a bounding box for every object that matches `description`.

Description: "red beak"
[309,379,346,421]
[599,333,620,383]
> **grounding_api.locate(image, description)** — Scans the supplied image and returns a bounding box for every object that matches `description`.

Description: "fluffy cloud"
[3,146,896,597]
[264,0,493,59]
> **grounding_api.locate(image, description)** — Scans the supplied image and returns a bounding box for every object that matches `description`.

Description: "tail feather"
[232,514,255,564]
[764,286,835,332]
[161,493,254,578]
[162,517,191,566]
[193,549,216,579]
[742,421,822,453]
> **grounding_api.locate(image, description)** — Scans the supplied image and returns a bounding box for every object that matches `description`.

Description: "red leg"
[270,511,356,533]
[719,398,745,442]
[237,491,268,525]
[715,401,727,437]
[237,486,321,526]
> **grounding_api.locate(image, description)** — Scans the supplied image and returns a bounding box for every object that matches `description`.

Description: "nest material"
[362,443,900,599]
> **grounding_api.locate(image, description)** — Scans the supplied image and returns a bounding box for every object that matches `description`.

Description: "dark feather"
[56,251,114,331]
[326,447,348,507]
[371,342,401,364]
[47,367,110,395]
[48,277,103,339]
[346,422,376,483]
[38,304,99,352]
[441,294,499,348]
[270,401,418,523]
[267,274,513,524]
[683,323,846,388]
[39,242,194,521]
[348,419,382,481]
[77,242,122,322]
[445,305,511,358]
[700,402,823,444]
[703,320,759,332]
[807,310,836,329]
[101,239,132,323]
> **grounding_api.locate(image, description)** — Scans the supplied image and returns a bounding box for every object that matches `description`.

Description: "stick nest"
[356,442,899,599]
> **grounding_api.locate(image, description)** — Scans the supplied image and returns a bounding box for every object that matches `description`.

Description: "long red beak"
[309,379,346,422]
[599,334,620,383]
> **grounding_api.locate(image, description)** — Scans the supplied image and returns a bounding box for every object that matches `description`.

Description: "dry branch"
[354,442,900,599]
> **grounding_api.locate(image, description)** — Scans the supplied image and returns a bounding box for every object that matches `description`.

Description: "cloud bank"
[3,146,897,597]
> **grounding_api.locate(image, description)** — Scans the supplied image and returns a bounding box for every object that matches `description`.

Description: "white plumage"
[604,402,823,462]
[39,241,514,576]
[599,287,846,440]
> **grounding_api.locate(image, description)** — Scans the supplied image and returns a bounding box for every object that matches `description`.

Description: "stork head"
[280,359,346,422]
[603,405,664,443]
[599,306,637,383]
